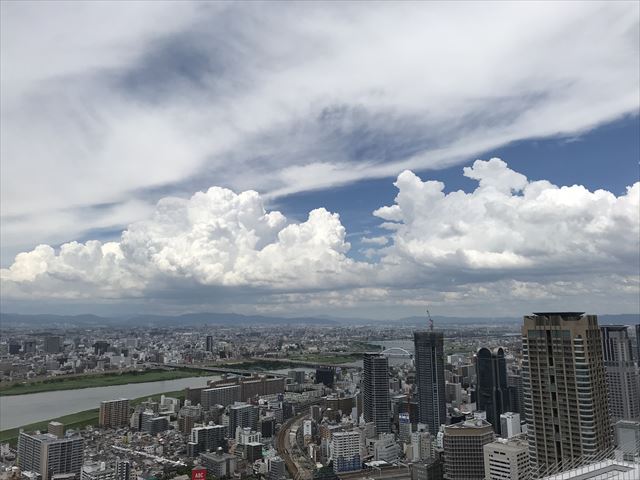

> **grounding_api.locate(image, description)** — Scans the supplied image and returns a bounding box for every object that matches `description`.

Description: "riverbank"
[0,369,210,396]
[0,390,185,447]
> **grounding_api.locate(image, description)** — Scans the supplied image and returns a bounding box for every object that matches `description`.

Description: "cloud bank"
[2,160,638,316]
[1,2,639,262]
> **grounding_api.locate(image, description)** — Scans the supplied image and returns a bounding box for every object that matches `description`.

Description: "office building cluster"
[1,314,639,480]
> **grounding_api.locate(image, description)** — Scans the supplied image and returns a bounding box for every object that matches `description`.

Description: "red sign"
[192,468,207,480]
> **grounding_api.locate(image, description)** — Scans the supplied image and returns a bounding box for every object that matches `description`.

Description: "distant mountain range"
[1,312,637,328]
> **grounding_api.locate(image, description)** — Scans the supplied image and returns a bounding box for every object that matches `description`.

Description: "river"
[0,375,220,430]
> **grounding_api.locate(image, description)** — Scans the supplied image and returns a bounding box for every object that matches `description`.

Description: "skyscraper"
[601,325,640,421]
[206,335,214,352]
[522,312,611,475]
[363,353,391,434]
[414,331,446,435]
[476,347,510,434]
[507,372,523,415]
[17,432,83,480]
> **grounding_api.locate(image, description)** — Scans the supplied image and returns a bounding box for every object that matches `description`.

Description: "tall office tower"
[507,373,523,415]
[522,313,612,475]
[363,353,391,434]
[206,335,214,352]
[443,418,495,480]
[99,399,130,428]
[483,436,531,480]
[44,336,61,354]
[414,331,446,435]
[476,347,510,435]
[636,324,640,363]
[331,431,362,473]
[17,432,84,480]
[600,325,640,421]
[229,403,258,439]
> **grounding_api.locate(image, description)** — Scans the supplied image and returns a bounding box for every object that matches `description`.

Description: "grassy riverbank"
[0,390,185,447]
[0,369,211,396]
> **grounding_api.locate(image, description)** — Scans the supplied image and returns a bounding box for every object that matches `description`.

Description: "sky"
[1,1,639,319]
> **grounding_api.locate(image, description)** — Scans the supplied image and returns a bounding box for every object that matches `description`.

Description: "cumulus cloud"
[1,187,370,299]
[1,2,638,262]
[375,159,639,278]
[2,159,638,316]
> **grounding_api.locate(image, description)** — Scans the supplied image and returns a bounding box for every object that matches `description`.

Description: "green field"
[0,369,211,396]
[287,353,362,364]
[0,390,185,447]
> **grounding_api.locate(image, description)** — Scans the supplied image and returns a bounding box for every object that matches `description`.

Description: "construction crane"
[427,308,434,331]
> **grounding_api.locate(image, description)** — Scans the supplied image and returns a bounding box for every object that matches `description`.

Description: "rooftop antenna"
[427,308,433,331]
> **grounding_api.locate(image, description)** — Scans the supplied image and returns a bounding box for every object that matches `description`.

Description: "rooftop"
[540,459,640,480]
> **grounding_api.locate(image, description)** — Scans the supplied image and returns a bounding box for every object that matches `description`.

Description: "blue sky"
[1,2,638,318]
[276,115,639,262]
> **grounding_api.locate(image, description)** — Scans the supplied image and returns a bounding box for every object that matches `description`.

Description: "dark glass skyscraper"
[476,347,509,435]
[414,331,446,435]
[363,353,390,434]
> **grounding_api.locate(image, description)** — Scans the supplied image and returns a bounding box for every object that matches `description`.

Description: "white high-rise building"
[373,433,399,463]
[500,412,521,439]
[331,431,361,473]
[483,436,530,480]
[410,431,434,462]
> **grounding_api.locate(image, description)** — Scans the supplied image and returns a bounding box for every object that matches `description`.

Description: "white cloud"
[375,159,639,279]
[1,186,371,299]
[1,2,638,262]
[2,159,638,316]
[360,236,389,246]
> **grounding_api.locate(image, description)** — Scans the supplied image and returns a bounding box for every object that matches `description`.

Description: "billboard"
[192,468,207,480]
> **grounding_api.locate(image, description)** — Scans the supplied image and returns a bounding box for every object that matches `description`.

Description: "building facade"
[331,431,361,473]
[414,331,446,435]
[483,436,530,480]
[476,347,510,435]
[600,325,640,422]
[522,312,612,475]
[17,432,84,480]
[99,399,130,429]
[363,353,390,434]
[443,419,494,480]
